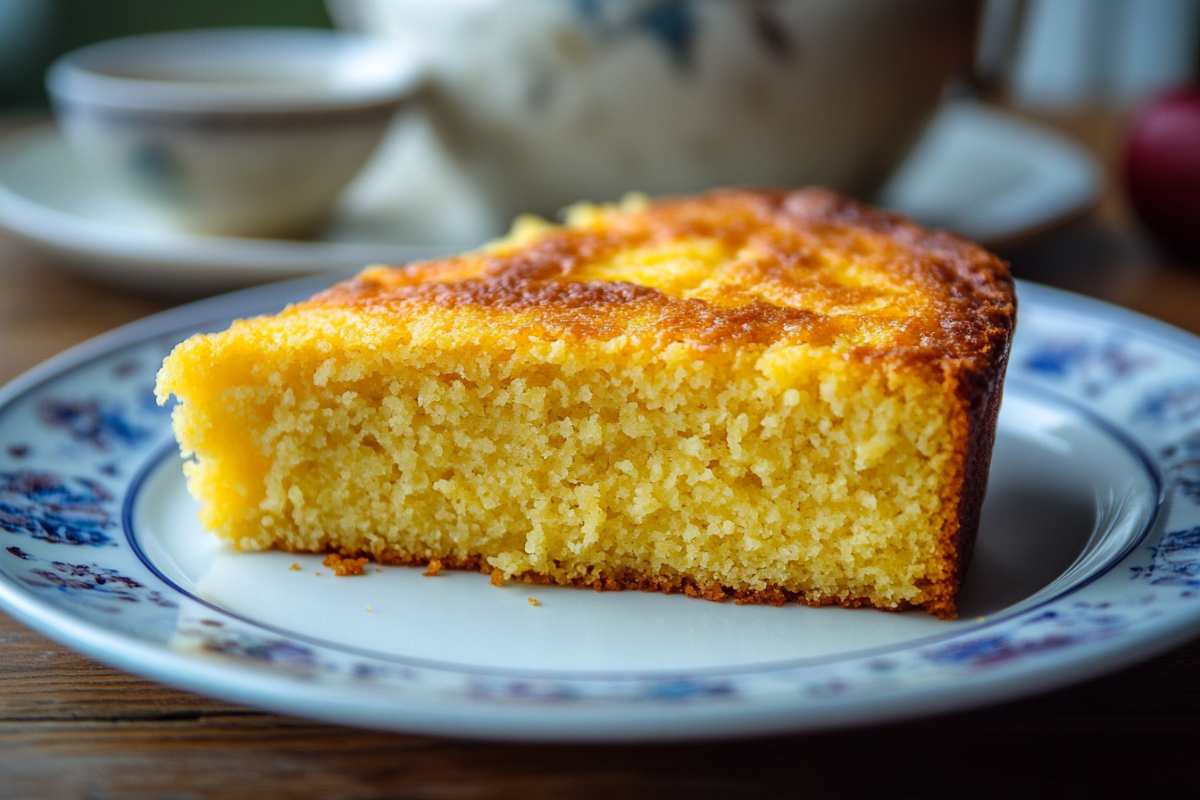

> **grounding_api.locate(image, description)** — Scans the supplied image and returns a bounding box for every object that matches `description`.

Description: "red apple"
[1123,87,1200,260]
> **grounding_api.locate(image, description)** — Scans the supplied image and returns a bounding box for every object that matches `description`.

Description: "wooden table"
[2,109,1199,797]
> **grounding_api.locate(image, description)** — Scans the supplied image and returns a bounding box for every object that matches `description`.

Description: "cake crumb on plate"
[527,596,541,607]
[288,562,301,572]
[423,559,443,577]
[323,554,368,576]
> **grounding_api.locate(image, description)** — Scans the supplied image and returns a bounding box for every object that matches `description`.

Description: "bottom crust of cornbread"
[304,548,927,612]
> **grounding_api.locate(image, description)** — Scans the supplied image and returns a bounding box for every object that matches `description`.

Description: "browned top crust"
[308,188,1015,373]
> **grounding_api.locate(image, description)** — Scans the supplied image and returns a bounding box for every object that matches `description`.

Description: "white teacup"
[333,0,983,238]
[47,29,419,238]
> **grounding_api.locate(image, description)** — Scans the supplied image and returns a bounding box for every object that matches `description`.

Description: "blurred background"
[0,1,332,109]
[4,0,1195,112]
[0,0,1197,347]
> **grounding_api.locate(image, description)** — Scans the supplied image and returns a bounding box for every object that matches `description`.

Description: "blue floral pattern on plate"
[0,470,116,547]
[0,279,1198,740]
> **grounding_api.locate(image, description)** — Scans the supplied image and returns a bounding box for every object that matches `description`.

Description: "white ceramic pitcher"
[332,0,982,239]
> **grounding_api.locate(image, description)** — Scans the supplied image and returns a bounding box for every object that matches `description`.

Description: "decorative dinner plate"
[0,100,1097,295]
[0,278,1196,741]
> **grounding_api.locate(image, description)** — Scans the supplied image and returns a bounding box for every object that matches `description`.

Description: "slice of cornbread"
[157,189,1014,617]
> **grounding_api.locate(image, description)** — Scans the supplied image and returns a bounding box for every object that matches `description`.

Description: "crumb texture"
[157,189,1014,618]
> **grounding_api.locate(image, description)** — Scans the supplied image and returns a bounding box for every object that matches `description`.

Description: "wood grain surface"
[1,108,1199,798]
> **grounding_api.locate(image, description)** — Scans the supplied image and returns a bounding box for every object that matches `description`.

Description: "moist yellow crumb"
[527,596,541,607]
[423,559,444,577]
[288,562,301,572]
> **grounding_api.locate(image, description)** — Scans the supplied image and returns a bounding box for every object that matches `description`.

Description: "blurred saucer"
[0,101,1098,296]
[879,100,1100,248]
[0,123,456,296]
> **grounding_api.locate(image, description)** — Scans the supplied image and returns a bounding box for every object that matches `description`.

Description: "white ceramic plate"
[0,101,1097,295]
[1,277,1197,741]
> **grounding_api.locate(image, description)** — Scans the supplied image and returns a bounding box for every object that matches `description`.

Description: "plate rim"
[1,276,1198,740]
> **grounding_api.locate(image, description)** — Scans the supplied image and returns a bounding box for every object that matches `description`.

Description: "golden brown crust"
[306,188,1015,372]
[910,298,1013,617]
[934,322,1013,617]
